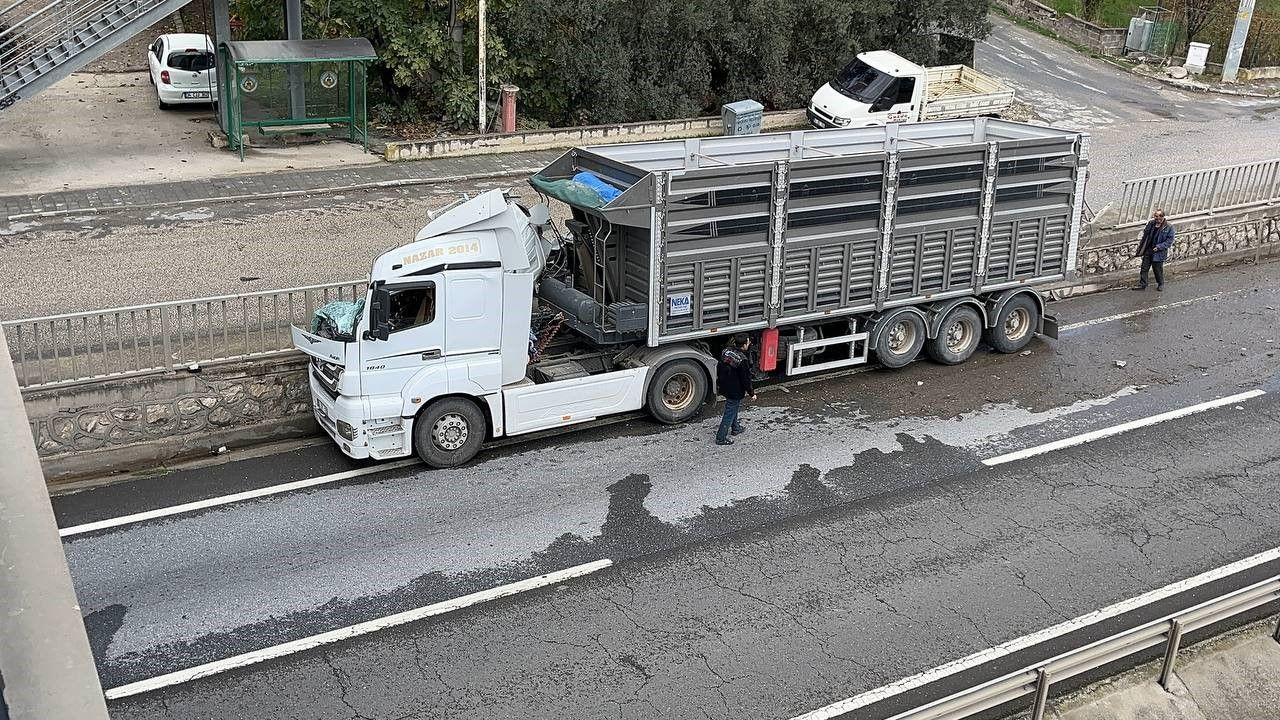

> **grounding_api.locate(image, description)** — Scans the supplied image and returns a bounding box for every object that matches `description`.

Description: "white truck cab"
[292,190,692,468]
[808,50,1014,129]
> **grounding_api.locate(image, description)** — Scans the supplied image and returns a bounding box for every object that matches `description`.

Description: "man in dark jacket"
[715,334,756,445]
[1134,209,1176,291]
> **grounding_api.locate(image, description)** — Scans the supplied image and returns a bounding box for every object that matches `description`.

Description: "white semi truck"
[808,50,1015,129]
[294,118,1088,468]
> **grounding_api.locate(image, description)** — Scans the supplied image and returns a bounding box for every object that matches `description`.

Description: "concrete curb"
[2,167,545,223]
[1132,70,1280,99]
[382,110,809,162]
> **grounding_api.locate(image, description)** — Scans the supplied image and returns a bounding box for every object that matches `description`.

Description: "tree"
[1174,0,1232,44]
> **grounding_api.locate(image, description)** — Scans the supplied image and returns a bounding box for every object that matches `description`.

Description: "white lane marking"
[1058,288,1252,332]
[103,558,613,700]
[59,460,418,538]
[789,545,1280,720]
[982,389,1267,467]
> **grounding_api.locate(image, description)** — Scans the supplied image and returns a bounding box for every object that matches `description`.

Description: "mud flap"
[1040,313,1060,339]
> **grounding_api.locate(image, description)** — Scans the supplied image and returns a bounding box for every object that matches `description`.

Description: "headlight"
[337,420,356,440]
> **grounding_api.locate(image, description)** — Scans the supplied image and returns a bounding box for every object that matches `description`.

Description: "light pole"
[0,332,109,719]
[1221,0,1257,83]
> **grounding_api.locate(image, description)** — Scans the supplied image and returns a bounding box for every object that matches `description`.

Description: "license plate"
[182,92,210,99]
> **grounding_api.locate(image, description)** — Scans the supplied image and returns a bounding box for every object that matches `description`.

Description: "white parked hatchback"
[147,33,217,109]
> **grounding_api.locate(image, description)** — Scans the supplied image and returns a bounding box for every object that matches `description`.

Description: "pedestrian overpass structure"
[0,0,193,110]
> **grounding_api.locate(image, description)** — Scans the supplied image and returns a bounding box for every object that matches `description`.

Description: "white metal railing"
[0,0,160,80]
[1115,158,1280,228]
[1,281,366,389]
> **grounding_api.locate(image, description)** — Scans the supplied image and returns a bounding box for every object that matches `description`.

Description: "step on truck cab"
[808,50,1015,129]
[294,118,1089,468]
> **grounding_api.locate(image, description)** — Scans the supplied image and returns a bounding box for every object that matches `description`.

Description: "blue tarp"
[529,171,622,209]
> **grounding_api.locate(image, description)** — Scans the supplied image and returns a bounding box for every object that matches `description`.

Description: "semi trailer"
[293,118,1089,468]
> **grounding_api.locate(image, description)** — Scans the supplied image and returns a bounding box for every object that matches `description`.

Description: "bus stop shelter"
[218,38,377,160]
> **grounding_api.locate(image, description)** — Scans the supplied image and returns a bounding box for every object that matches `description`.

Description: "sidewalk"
[1128,63,1280,99]
[0,149,560,222]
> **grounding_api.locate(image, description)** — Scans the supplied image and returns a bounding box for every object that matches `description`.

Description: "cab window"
[895,77,916,105]
[386,284,435,332]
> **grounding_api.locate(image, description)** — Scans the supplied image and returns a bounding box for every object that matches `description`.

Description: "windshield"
[167,51,214,71]
[831,59,894,104]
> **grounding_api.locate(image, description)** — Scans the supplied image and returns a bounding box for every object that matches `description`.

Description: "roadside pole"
[0,332,109,720]
[1221,0,1257,83]
[478,0,487,134]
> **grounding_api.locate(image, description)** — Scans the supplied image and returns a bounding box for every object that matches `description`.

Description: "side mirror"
[363,287,391,341]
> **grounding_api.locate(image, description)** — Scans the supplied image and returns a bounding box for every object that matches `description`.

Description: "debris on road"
[1020,350,1032,356]
[1114,360,1128,368]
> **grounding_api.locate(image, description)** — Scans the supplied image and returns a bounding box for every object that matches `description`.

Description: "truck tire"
[413,397,487,468]
[646,359,708,424]
[874,311,926,369]
[926,306,982,365]
[985,295,1040,354]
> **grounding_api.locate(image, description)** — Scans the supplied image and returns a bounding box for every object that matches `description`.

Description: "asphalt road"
[55,259,1280,718]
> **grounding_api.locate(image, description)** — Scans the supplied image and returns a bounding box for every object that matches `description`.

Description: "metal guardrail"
[1115,158,1280,228]
[887,575,1280,720]
[1,281,365,389]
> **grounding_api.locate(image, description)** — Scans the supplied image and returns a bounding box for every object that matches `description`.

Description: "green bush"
[231,0,991,129]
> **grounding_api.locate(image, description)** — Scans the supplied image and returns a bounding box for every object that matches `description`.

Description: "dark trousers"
[1139,255,1164,288]
[717,397,743,441]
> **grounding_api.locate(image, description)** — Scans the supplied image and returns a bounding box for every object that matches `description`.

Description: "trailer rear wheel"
[646,359,708,424]
[874,312,926,369]
[926,306,982,365]
[985,295,1039,354]
[413,397,487,468]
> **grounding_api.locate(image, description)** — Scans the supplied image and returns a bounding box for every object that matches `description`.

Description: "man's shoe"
[731,426,746,436]
[1157,285,1164,292]
[715,438,734,446]
[1131,285,1147,291]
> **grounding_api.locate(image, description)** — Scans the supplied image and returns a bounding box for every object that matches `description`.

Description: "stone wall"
[26,356,314,482]
[996,0,1127,56]
[1081,212,1280,279]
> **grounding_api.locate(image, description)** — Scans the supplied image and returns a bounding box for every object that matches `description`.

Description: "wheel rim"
[887,319,917,355]
[662,372,697,412]
[431,413,469,451]
[946,317,975,352]
[1004,308,1031,342]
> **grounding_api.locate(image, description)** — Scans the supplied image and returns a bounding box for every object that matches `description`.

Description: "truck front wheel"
[646,359,709,425]
[413,397,487,468]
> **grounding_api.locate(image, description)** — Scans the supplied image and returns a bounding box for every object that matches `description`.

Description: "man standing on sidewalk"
[715,335,756,446]
[1133,209,1176,291]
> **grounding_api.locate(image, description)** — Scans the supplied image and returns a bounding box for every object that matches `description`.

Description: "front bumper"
[807,105,844,129]
[309,373,370,459]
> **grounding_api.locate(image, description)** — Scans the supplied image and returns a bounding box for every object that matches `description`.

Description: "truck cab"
[808,50,924,128]
[292,190,709,468]
[292,191,545,464]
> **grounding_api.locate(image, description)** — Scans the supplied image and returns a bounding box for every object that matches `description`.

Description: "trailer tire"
[646,359,708,425]
[413,397,487,469]
[926,306,982,365]
[985,294,1039,354]
[874,311,926,369]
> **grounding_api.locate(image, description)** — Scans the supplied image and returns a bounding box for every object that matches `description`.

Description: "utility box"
[721,99,763,136]
[1126,18,1154,53]
[1185,42,1210,74]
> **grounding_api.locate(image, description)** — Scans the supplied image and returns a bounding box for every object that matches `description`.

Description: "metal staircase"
[0,0,191,110]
